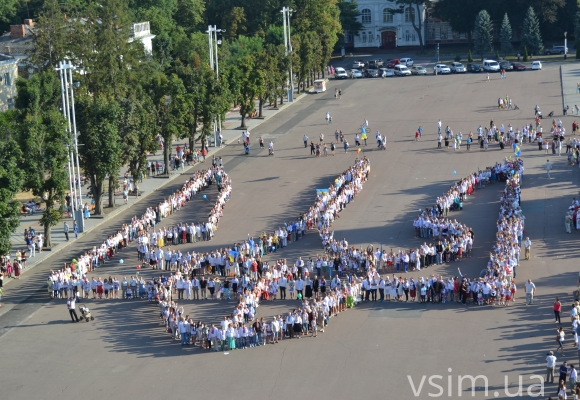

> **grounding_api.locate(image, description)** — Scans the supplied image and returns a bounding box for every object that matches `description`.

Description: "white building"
[348,1,427,49]
[130,22,156,55]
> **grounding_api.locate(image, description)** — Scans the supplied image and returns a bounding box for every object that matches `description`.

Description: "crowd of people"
[44,167,231,295]
[153,272,359,350]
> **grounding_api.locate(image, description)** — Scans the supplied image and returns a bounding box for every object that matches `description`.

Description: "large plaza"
[0,62,577,399]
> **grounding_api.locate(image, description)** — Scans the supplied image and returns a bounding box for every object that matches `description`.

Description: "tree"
[574,10,580,44]
[576,39,580,60]
[29,0,70,71]
[118,91,159,186]
[500,13,513,57]
[0,114,24,255]
[521,6,544,56]
[76,96,123,214]
[16,71,70,247]
[434,0,483,46]
[337,0,362,45]
[146,73,188,174]
[473,10,494,61]
[395,0,428,50]
[174,0,205,34]
[223,7,247,41]
[0,0,19,33]
[236,55,264,129]
[523,45,529,61]
[467,49,473,62]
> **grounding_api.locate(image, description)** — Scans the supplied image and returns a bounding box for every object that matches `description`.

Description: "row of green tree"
[435,0,579,44]
[0,0,347,253]
[472,7,544,59]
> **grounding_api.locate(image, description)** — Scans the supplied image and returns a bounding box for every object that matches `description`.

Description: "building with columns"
[346,1,427,49]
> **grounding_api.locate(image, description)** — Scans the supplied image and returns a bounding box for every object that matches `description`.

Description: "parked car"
[352,60,365,69]
[482,60,500,72]
[433,64,451,74]
[379,67,394,77]
[511,62,526,71]
[467,63,482,72]
[544,46,568,55]
[450,62,466,73]
[499,61,513,71]
[365,68,380,78]
[531,60,542,70]
[400,57,414,67]
[368,59,384,68]
[335,67,348,79]
[386,59,400,68]
[411,66,427,75]
[349,69,363,78]
[394,65,411,76]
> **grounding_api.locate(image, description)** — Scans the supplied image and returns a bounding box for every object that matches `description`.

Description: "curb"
[7,92,308,284]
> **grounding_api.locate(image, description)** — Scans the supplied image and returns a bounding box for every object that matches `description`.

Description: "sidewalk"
[8,93,307,276]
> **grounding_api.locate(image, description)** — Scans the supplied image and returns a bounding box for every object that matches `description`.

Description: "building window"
[405,30,410,41]
[405,7,415,23]
[346,31,353,43]
[368,31,373,42]
[383,9,393,24]
[429,27,436,40]
[362,31,367,43]
[7,98,14,109]
[3,73,11,86]
[361,9,371,24]
[440,26,448,40]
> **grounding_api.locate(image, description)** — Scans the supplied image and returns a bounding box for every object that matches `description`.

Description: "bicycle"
[357,126,370,134]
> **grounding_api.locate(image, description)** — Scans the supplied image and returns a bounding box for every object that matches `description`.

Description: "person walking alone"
[546,159,553,179]
[554,298,562,324]
[64,222,69,241]
[525,279,536,305]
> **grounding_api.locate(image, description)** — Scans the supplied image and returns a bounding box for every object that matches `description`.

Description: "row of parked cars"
[432,59,542,74]
[335,58,543,79]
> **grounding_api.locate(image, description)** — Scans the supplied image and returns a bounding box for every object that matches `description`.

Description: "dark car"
[499,61,513,71]
[365,69,380,78]
[511,62,526,71]
[386,59,400,68]
[467,63,482,72]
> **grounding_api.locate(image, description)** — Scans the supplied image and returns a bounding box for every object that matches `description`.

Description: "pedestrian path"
[9,93,307,275]
[560,64,580,115]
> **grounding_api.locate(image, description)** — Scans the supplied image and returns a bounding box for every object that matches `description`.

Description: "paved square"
[0,64,576,399]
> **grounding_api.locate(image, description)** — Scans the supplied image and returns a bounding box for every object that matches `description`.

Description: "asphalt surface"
[0,63,577,399]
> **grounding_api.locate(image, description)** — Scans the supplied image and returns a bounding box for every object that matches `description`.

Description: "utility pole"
[206,25,225,147]
[281,7,294,102]
[55,61,84,232]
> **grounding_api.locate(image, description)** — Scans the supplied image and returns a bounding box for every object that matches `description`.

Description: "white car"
[433,64,451,74]
[450,62,466,73]
[394,65,411,76]
[400,57,414,67]
[531,61,542,70]
[335,67,348,79]
[352,60,365,69]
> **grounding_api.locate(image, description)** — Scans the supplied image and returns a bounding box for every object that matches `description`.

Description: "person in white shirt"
[67,294,80,322]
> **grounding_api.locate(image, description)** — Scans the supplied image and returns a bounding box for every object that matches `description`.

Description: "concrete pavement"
[1,61,580,399]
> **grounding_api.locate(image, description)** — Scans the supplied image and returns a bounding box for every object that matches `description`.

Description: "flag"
[514,144,521,157]
[357,148,361,154]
